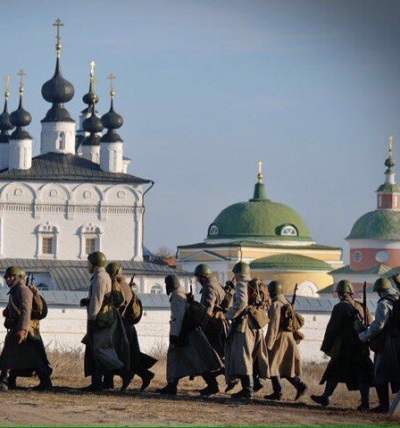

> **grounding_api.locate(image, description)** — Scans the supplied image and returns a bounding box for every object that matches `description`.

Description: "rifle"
[291,283,298,307]
[129,274,136,289]
[362,281,370,327]
[27,272,35,287]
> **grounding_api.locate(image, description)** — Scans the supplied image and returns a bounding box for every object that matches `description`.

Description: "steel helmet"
[232,262,251,276]
[3,266,25,279]
[88,251,107,268]
[373,278,392,292]
[335,280,354,295]
[106,262,123,278]
[268,280,283,295]
[194,264,212,277]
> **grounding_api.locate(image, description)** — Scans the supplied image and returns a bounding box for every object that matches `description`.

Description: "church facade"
[0,20,187,293]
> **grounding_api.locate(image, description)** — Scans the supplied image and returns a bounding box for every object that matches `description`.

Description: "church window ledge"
[150,284,163,294]
[35,222,59,259]
[79,223,103,259]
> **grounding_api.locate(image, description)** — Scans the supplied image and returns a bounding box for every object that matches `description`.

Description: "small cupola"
[100,74,124,173]
[40,18,76,155]
[376,136,400,210]
[9,70,33,170]
[0,76,14,169]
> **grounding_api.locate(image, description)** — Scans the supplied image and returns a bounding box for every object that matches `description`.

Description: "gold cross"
[108,73,116,98]
[90,61,96,78]
[53,18,63,44]
[4,75,10,98]
[17,70,26,94]
[389,135,394,155]
[258,161,263,174]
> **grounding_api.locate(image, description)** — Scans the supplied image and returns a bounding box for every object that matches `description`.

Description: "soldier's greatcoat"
[166,282,222,383]
[360,288,400,391]
[83,267,129,377]
[0,280,51,374]
[266,294,302,378]
[224,278,269,383]
[118,277,157,374]
[320,295,374,390]
[200,274,229,358]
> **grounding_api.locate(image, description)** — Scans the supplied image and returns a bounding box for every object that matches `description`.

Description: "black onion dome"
[82,82,99,106]
[83,105,104,134]
[10,96,32,127]
[41,57,75,104]
[0,99,14,132]
[41,104,74,123]
[101,100,123,129]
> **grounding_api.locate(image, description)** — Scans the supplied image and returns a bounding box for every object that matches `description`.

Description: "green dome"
[207,185,312,242]
[347,209,400,240]
[250,253,332,271]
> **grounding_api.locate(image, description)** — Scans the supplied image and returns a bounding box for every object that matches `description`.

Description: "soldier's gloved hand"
[15,330,26,344]
[80,298,90,307]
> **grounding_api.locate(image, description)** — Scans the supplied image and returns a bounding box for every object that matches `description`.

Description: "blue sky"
[3,1,400,260]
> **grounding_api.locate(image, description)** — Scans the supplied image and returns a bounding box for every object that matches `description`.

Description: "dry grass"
[3,350,397,427]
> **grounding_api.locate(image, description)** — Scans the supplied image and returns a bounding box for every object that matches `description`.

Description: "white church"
[0,19,188,294]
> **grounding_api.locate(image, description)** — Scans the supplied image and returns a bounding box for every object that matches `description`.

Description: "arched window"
[280,225,298,236]
[151,284,163,294]
[59,132,66,150]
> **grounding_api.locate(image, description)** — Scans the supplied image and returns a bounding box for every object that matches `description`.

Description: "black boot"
[200,372,219,396]
[32,376,53,391]
[311,394,330,407]
[370,384,389,413]
[118,368,134,392]
[254,376,264,392]
[156,382,178,396]
[139,371,155,392]
[231,375,253,400]
[265,376,282,400]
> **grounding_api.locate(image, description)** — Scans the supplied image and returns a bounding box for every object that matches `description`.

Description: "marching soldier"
[311,280,374,411]
[265,280,307,401]
[156,274,222,396]
[81,251,132,391]
[0,266,52,390]
[194,263,228,396]
[224,263,269,400]
[105,262,157,391]
[358,278,400,413]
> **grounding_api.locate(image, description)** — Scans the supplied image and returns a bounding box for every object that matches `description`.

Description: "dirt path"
[0,387,397,426]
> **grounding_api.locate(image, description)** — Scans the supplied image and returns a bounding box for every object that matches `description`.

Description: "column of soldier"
[0,251,399,414]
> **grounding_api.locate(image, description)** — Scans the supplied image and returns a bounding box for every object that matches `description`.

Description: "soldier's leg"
[372,383,390,413]
[33,365,53,391]
[156,378,178,395]
[311,380,337,407]
[0,369,8,391]
[358,381,370,411]
[231,375,253,399]
[199,371,220,396]
[286,376,308,400]
[102,370,114,389]
[264,376,282,400]
[136,368,155,392]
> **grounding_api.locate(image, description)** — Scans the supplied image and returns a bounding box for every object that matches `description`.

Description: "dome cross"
[53,18,64,57]
[17,70,26,95]
[108,73,116,98]
[4,75,10,99]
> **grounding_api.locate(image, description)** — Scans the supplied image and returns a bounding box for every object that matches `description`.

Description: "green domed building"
[177,165,343,295]
[330,138,400,294]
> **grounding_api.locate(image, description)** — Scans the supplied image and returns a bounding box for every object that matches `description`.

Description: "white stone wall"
[0,180,145,261]
[40,122,76,155]
[8,139,32,170]
[0,302,345,362]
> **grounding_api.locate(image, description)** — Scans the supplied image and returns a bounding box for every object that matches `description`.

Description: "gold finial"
[53,18,64,57]
[108,73,116,98]
[4,75,10,100]
[257,161,263,183]
[90,61,96,80]
[17,70,26,95]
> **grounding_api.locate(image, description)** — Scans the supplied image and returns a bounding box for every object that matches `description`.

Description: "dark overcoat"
[200,274,229,358]
[0,281,51,374]
[166,285,222,383]
[360,288,400,392]
[320,295,374,390]
[118,277,157,374]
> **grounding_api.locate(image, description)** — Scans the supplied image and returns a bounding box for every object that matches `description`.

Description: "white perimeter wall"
[0,304,339,363]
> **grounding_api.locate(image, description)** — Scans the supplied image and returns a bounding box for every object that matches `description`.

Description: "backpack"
[29,285,48,320]
[280,301,304,332]
[123,290,143,325]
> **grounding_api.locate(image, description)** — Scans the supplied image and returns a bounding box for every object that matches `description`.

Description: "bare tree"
[153,246,176,259]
